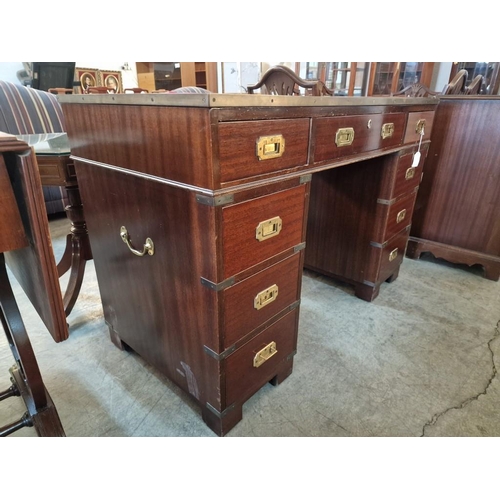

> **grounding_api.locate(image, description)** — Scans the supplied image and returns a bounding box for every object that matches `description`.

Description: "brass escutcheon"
[405,167,415,180]
[120,226,154,256]
[256,135,285,160]
[381,122,395,139]
[253,341,278,368]
[389,248,398,262]
[254,284,279,310]
[335,127,355,147]
[256,216,282,242]
[396,209,407,224]
[416,119,426,135]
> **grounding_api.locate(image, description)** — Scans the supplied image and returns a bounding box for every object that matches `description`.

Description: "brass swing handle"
[120,226,155,256]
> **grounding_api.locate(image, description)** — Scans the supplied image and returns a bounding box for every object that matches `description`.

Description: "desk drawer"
[391,146,428,200]
[224,307,298,407]
[218,118,310,183]
[373,191,417,244]
[404,111,435,144]
[222,253,301,349]
[366,226,410,283]
[37,156,76,186]
[222,184,307,279]
[313,113,405,163]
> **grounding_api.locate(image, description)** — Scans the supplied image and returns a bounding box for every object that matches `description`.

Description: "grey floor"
[1,215,499,438]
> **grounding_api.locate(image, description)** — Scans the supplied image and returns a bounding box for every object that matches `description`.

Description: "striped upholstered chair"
[0,80,69,215]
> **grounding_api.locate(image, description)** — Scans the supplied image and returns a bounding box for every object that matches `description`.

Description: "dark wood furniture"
[0,132,65,436]
[407,96,500,281]
[59,93,437,436]
[16,133,92,318]
[247,65,333,96]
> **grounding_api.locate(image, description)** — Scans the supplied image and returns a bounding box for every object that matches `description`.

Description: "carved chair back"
[391,82,439,97]
[247,65,333,96]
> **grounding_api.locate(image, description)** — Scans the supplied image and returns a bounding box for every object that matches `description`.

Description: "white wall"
[0,62,26,83]
[431,62,453,92]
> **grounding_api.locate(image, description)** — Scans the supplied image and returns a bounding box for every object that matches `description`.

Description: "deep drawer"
[222,252,301,349]
[224,307,298,407]
[222,184,307,279]
[373,191,417,244]
[404,111,435,144]
[218,118,310,183]
[313,113,406,163]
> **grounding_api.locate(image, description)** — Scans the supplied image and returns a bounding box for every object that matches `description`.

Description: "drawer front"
[37,156,75,186]
[367,227,410,283]
[392,145,428,200]
[222,253,301,349]
[313,113,406,163]
[218,118,310,183]
[380,191,417,244]
[404,111,435,144]
[224,308,298,406]
[222,184,306,279]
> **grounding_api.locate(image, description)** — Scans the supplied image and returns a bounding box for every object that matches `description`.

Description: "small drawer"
[313,113,406,163]
[373,191,417,244]
[37,156,75,186]
[224,307,298,407]
[404,111,435,144]
[218,118,310,183]
[391,145,428,200]
[222,253,301,349]
[222,184,306,279]
[366,227,410,284]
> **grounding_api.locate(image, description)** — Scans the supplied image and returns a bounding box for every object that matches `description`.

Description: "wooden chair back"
[391,82,439,97]
[87,86,116,94]
[124,87,149,93]
[465,74,484,95]
[247,65,333,96]
[442,69,468,95]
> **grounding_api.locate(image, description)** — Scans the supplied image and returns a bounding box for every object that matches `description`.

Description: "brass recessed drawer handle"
[405,167,415,180]
[256,135,285,160]
[381,122,394,139]
[389,248,398,262]
[396,209,407,224]
[120,226,155,256]
[256,216,282,242]
[254,284,279,310]
[253,341,278,368]
[335,127,355,147]
[416,119,426,135]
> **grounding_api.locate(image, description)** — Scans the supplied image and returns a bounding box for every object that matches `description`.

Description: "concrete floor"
[1,215,499,438]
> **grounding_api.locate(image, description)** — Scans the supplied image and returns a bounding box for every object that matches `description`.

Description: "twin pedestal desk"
[59,94,437,436]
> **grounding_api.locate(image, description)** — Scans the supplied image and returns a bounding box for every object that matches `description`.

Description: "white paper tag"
[412,151,421,167]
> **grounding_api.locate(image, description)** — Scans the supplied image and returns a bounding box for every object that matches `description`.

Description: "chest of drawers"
[60,93,437,435]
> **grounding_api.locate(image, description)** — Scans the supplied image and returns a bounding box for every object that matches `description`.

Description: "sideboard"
[59,93,437,435]
[407,96,500,281]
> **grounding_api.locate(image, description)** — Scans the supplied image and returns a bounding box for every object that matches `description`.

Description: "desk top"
[58,93,440,108]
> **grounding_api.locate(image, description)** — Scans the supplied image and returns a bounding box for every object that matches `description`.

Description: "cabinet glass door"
[370,62,398,95]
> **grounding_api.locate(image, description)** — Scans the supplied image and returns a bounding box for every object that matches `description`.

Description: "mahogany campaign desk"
[59,93,438,436]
